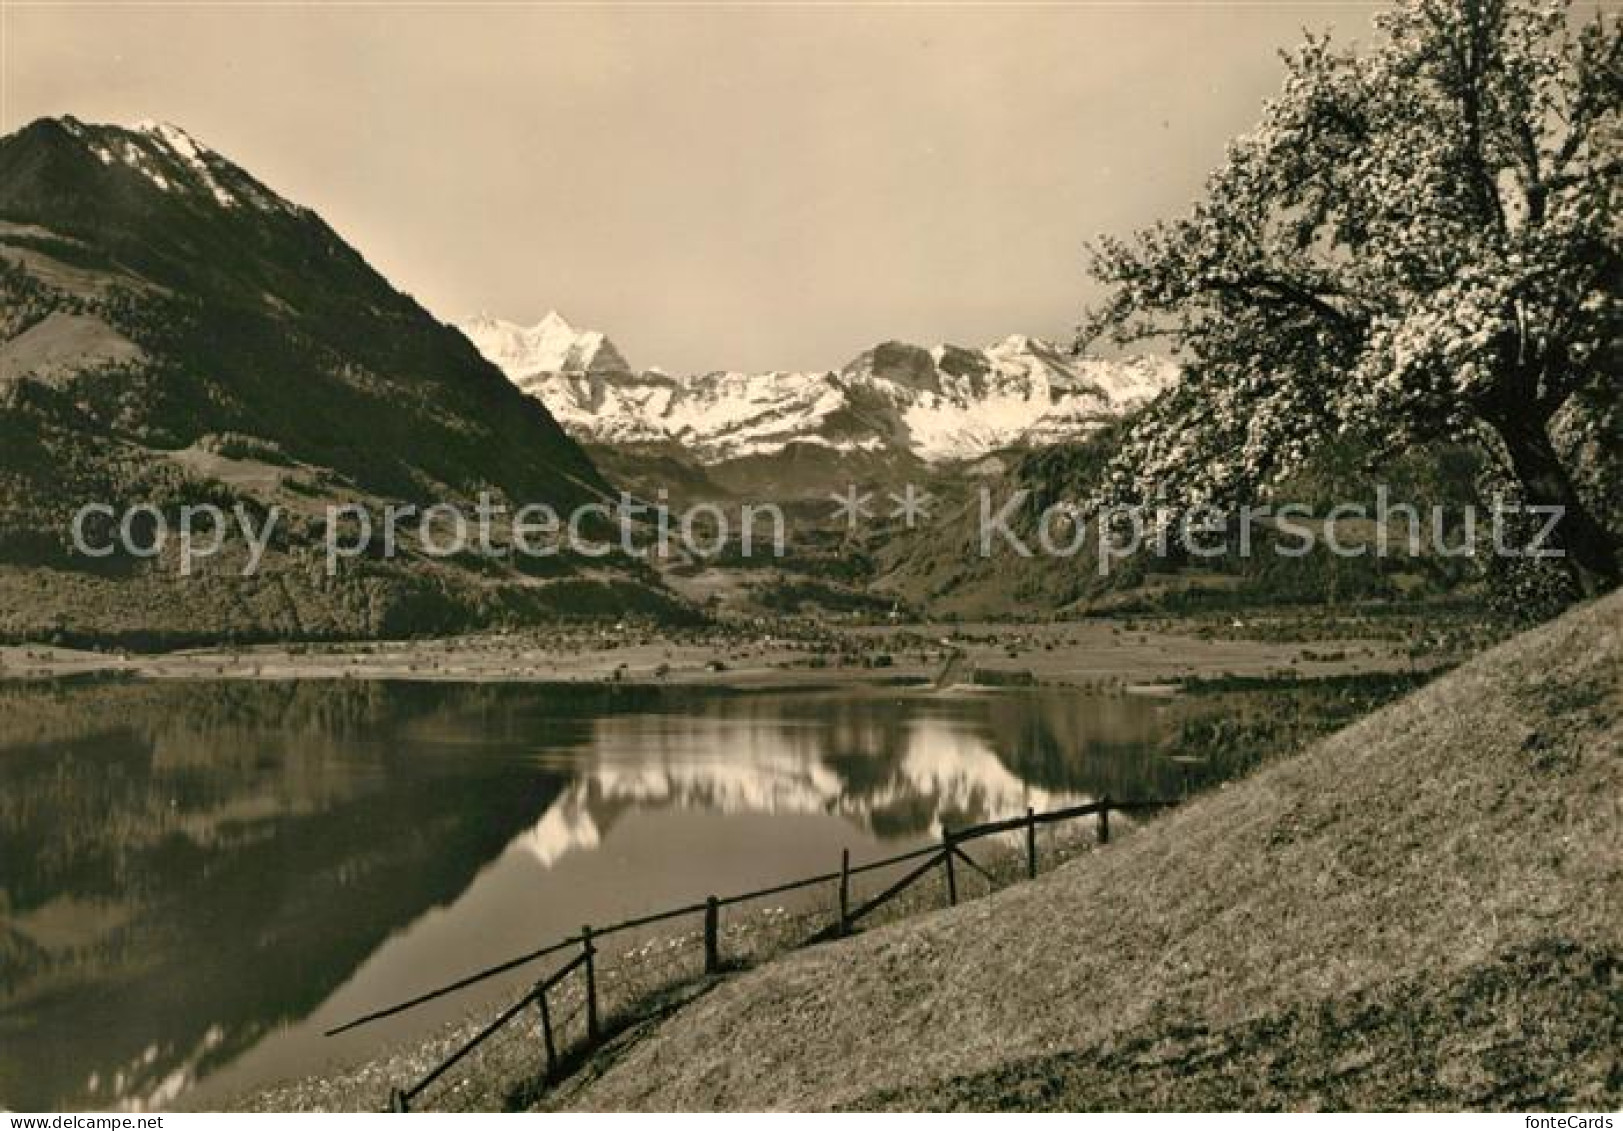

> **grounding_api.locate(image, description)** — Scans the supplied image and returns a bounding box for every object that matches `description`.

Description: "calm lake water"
[0,676,1205,1110]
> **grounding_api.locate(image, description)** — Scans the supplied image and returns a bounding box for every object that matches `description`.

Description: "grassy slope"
[557,592,1622,1111]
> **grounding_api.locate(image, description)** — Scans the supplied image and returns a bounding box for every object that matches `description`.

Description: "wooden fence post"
[1097,797,1110,846]
[838,848,850,936]
[1025,806,1037,880]
[581,925,599,1043]
[942,825,957,906]
[389,1088,408,1113]
[704,896,720,974]
[537,985,557,1077]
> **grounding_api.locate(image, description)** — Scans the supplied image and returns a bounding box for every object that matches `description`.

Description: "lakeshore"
[208,593,1622,1112]
[0,605,1481,690]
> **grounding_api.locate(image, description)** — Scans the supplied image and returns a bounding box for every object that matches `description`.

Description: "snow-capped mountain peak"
[460,312,1176,464]
[459,311,632,383]
[52,116,298,214]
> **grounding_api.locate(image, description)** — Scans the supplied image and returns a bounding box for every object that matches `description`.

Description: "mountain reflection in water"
[0,678,1177,1110]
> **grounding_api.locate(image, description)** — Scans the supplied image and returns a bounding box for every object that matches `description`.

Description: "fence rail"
[342,795,1177,1112]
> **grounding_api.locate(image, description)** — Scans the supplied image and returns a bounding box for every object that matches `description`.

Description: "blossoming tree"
[1083,0,1620,595]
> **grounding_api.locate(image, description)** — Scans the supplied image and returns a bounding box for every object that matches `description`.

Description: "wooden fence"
[322,795,1176,1112]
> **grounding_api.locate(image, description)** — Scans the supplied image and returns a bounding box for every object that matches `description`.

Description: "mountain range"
[0,115,1186,641]
[459,312,1175,464]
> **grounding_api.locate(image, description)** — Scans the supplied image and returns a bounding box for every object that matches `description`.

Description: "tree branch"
[1203,274,1358,329]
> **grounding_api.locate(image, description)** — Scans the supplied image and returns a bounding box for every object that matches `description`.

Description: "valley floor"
[0,607,1474,689]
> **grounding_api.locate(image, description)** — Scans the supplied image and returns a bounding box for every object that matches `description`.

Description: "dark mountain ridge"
[0,117,604,502]
[0,117,684,644]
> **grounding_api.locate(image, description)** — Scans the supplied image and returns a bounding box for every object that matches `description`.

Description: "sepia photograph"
[0,0,1618,1118]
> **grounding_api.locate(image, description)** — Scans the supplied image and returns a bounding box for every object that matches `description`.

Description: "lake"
[0,676,1206,1110]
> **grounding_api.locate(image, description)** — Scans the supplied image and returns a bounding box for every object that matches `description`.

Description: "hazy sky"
[3,2,1390,372]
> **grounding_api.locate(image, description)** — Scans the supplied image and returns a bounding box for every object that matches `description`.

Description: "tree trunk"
[1493,415,1620,598]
